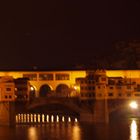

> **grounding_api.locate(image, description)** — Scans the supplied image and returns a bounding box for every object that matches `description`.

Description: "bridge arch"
[56,84,70,97]
[39,84,52,97]
[27,98,81,117]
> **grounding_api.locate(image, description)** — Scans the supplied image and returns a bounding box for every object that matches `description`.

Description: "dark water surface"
[0,118,139,140]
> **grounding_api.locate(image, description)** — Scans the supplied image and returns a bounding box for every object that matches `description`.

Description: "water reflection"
[28,127,38,140]
[72,124,81,140]
[130,119,139,140]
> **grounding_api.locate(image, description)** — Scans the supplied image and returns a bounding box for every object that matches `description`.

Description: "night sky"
[0,0,140,70]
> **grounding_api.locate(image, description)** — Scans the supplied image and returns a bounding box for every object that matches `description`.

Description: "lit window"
[55,74,69,80]
[39,74,53,80]
[23,74,37,81]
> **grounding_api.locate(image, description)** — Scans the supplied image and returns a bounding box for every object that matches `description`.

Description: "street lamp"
[129,101,138,109]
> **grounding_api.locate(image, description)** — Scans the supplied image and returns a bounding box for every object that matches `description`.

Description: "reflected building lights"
[72,124,81,140]
[56,115,59,122]
[46,115,49,122]
[28,127,38,140]
[27,114,30,123]
[51,115,54,122]
[42,114,45,123]
[15,113,78,124]
[68,117,71,122]
[16,115,18,123]
[31,114,33,122]
[38,114,40,123]
[75,118,78,123]
[130,120,139,140]
[62,116,65,122]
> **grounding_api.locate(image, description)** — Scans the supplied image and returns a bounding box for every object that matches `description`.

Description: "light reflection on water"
[1,119,140,140]
[72,124,81,140]
[18,123,81,140]
[28,127,38,140]
[130,119,139,140]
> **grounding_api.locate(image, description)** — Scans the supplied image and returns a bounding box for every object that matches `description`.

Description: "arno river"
[0,118,140,140]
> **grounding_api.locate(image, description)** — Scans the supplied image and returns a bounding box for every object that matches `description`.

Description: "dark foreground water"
[0,118,140,140]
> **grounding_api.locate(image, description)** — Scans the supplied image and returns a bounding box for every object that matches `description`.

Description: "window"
[88,81,91,84]
[23,74,37,81]
[108,93,113,96]
[55,74,69,80]
[127,85,131,89]
[5,95,8,99]
[118,93,122,97]
[39,74,53,80]
[9,95,12,98]
[85,87,87,90]
[98,93,102,97]
[127,93,131,97]
[88,87,92,90]
[92,92,95,97]
[101,77,106,81]
[117,86,121,89]
[108,80,115,85]
[134,93,140,96]
[6,88,11,91]
[109,86,114,89]
[81,93,84,97]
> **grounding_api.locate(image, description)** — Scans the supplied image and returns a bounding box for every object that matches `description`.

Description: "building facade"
[0,70,140,99]
[0,76,15,102]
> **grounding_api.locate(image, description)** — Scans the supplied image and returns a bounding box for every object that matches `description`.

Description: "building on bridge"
[14,78,30,102]
[1,70,140,99]
[76,70,140,100]
[0,76,15,101]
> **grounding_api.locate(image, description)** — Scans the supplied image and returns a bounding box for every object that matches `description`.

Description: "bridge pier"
[0,102,15,126]
[80,99,109,123]
[93,99,109,123]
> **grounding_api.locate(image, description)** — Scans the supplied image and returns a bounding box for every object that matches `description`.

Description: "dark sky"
[0,0,140,70]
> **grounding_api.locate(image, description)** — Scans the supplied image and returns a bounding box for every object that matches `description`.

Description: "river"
[0,118,139,140]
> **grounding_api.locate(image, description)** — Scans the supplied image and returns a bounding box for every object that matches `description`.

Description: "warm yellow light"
[30,86,34,91]
[129,101,138,109]
[72,124,81,140]
[28,127,38,140]
[74,86,78,90]
[130,120,138,140]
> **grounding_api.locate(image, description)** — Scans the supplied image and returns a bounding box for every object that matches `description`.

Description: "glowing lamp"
[30,86,34,91]
[129,101,138,109]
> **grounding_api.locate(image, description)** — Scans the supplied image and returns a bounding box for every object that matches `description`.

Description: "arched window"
[39,84,51,97]
[56,84,69,97]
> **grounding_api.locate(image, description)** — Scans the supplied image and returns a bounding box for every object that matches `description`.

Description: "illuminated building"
[14,78,30,102]
[0,76,15,101]
[0,70,140,99]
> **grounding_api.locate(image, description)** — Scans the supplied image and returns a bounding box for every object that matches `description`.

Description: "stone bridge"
[25,97,140,123]
[26,97,95,122]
